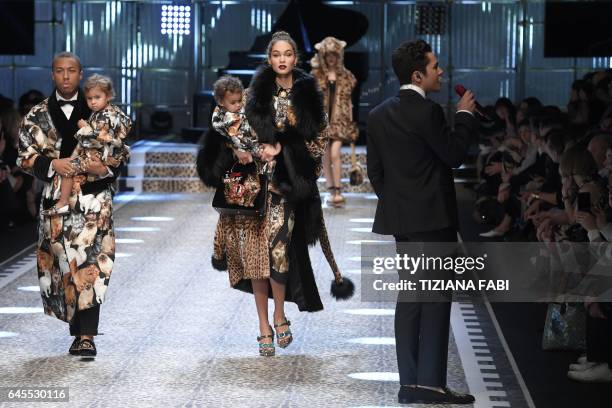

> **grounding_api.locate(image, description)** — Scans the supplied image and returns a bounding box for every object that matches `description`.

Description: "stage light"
[160,4,191,36]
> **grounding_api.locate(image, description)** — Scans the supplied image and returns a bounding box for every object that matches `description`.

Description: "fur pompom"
[330,277,355,300]
[211,255,227,271]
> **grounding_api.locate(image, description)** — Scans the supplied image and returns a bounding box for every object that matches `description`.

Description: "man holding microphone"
[367,39,478,404]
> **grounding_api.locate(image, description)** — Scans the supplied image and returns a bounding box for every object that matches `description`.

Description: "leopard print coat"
[311,36,357,143]
[200,66,329,312]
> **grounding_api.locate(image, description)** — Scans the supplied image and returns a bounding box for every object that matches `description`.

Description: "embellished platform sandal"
[257,327,275,357]
[78,338,97,358]
[274,318,293,349]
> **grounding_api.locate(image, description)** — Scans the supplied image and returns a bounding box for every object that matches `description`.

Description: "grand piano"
[193,0,369,142]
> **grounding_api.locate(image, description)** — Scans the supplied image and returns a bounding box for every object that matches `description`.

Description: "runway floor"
[0,192,531,408]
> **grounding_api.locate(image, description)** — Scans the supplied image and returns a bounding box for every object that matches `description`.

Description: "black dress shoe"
[438,387,475,404]
[398,385,415,404]
[78,338,97,358]
[398,386,475,405]
[68,337,81,355]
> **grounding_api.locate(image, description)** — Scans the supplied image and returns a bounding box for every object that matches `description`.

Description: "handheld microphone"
[454,84,492,121]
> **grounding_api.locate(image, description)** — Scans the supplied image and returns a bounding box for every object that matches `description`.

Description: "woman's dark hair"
[517,119,530,129]
[519,97,542,111]
[391,39,432,85]
[494,97,517,124]
[572,79,593,95]
[18,89,44,117]
[595,76,612,93]
[546,129,567,156]
[266,31,299,63]
[559,144,598,178]
[543,105,563,119]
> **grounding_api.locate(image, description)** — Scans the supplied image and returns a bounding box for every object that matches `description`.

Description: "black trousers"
[586,303,612,368]
[69,304,100,336]
[394,227,457,387]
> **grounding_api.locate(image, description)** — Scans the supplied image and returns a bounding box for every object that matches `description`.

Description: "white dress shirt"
[56,90,78,120]
[400,83,474,116]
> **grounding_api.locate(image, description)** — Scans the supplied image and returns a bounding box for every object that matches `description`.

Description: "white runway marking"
[0,307,44,314]
[347,240,393,245]
[17,286,40,292]
[350,227,374,233]
[115,238,145,244]
[131,216,174,222]
[349,218,374,223]
[347,337,396,345]
[348,372,399,382]
[115,227,161,232]
[343,308,395,316]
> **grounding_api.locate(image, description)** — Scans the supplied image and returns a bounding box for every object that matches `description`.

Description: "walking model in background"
[311,36,358,206]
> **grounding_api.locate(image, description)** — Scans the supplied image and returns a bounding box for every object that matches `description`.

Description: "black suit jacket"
[367,89,478,235]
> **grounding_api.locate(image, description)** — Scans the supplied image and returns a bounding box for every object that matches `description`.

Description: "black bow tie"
[58,99,77,107]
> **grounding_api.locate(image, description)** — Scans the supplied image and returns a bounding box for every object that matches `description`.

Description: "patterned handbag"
[212,162,269,217]
[541,302,586,351]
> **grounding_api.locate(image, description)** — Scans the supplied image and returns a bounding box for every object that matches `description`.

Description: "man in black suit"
[367,40,477,404]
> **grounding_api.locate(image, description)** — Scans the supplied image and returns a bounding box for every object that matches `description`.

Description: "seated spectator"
[472,70,612,383]
[0,104,35,222]
[0,124,19,230]
[494,97,517,137]
[570,170,612,382]
[586,132,612,178]
[516,96,543,124]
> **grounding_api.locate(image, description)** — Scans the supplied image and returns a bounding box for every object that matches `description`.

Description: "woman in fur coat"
[310,36,357,205]
[198,31,353,357]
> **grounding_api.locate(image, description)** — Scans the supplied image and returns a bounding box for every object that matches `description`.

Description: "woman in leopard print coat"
[198,32,353,357]
[311,36,358,205]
